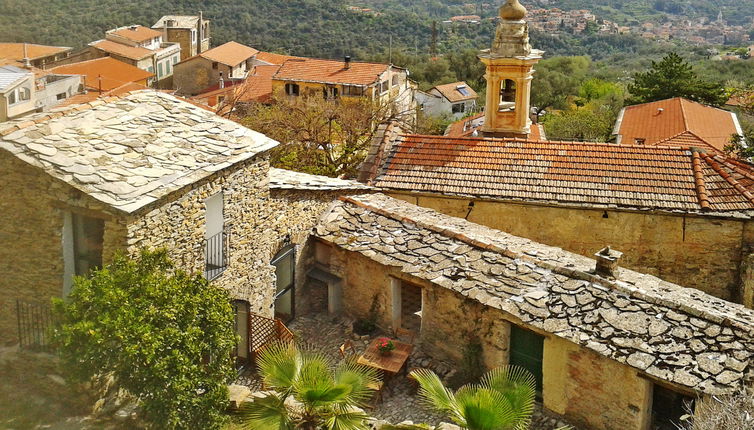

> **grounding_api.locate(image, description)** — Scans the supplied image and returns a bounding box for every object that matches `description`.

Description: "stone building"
[0,64,81,121]
[173,41,259,96]
[151,14,211,61]
[312,193,754,430]
[0,91,279,345]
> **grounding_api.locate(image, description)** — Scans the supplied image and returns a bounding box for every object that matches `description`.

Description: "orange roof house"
[50,57,154,92]
[108,25,163,44]
[254,51,304,66]
[363,134,754,214]
[273,57,394,86]
[0,43,72,67]
[192,65,281,113]
[613,98,742,153]
[431,81,478,103]
[195,41,259,68]
[90,40,153,61]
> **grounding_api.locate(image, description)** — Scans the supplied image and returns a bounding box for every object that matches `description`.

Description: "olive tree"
[53,249,237,430]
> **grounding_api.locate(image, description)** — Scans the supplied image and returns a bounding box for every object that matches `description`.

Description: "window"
[509,326,544,395]
[56,92,67,100]
[173,55,179,65]
[285,83,300,96]
[272,246,295,323]
[157,62,163,79]
[72,213,104,277]
[192,29,197,43]
[205,193,226,280]
[452,103,465,114]
[19,87,30,101]
[651,384,695,430]
[380,80,389,93]
[342,85,365,96]
[212,61,219,70]
[165,60,171,75]
[392,75,400,87]
[7,89,16,105]
[233,300,250,364]
[500,79,517,111]
[323,86,339,100]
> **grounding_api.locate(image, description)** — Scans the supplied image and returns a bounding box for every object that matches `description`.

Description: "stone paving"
[236,312,576,429]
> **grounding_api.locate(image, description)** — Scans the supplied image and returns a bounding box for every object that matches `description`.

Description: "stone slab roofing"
[315,193,754,395]
[273,58,394,87]
[613,98,741,153]
[368,134,754,215]
[0,91,278,213]
[269,168,372,191]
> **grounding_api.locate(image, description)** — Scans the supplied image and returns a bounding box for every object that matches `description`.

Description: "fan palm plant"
[239,341,380,430]
[411,366,536,430]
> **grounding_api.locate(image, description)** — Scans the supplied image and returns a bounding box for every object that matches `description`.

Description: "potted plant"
[376,337,395,355]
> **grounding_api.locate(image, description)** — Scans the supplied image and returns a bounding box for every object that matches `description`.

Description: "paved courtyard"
[236,312,576,429]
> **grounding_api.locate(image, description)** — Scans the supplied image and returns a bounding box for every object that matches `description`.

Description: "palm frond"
[238,393,294,430]
[256,341,301,393]
[295,354,346,408]
[480,365,536,428]
[411,368,463,424]
[323,407,371,430]
[455,386,526,430]
[332,359,380,407]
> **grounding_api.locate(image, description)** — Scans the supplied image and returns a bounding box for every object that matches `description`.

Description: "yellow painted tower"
[479,0,543,138]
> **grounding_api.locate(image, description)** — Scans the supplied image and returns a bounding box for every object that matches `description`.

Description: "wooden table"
[357,338,413,375]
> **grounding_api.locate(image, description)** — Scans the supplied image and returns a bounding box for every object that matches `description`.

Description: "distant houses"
[417,81,478,119]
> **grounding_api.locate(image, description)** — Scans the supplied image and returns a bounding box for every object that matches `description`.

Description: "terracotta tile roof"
[238,65,280,103]
[432,81,478,103]
[91,40,153,61]
[109,25,163,43]
[255,51,305,66]
[50,57,153,92]
[59,82,151,107]
[0,43,72,61]
[273,58,390,86]
[368,134,754,214]
[615,98,740,153]
[198,41,259,67]
[316,193,754,395]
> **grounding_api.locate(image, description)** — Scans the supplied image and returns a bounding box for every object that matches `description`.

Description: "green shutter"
[509,325,544,393]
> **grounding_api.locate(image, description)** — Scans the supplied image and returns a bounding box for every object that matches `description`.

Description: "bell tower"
[479,0,543,138]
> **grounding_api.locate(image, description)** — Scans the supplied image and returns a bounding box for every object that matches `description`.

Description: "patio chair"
[394,327,416,344]
[364,380,384,408]
[338,340,356,358]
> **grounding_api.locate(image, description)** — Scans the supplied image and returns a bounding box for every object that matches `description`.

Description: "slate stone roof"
[315,193,754,395]
[269,168,372,191]
[367,134,754,215]
[0,91,278,213]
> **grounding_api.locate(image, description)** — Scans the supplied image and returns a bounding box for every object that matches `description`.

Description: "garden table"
[357,338,413,375]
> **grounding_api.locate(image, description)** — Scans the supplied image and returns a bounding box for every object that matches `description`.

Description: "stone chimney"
[594,246,623,279]
[344,56,352,70]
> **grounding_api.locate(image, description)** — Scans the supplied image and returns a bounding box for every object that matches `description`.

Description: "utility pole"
[389,35,393,64]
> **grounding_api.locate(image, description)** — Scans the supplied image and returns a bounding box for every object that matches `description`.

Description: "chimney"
[219,71,224,89]
[344,56,351,70]
[130,25,138,31]
[594,246,623,279]
[22,43,31,68]
[197,11,204,54]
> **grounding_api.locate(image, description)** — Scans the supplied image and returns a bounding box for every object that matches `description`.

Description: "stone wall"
[321,242,661,430]
[543,336,651,430]
[174,59,232,96]
[0,154,127,344]
[125,155,275,315]
[390,193,751,302]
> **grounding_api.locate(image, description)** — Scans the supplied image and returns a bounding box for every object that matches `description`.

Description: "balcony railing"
[205,231,228,281]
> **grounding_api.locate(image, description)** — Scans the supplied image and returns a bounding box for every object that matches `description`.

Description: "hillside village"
[2,1,754,430]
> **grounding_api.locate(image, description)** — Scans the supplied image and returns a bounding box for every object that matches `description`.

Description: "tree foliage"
[52,249,237,430]
[543,106,616,142]
[627,53,728,106]
[240,341,379,430]
[242,92,410,178]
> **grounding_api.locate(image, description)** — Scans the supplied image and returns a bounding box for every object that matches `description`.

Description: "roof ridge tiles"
[700,152,754,205]
[691,151,712,211]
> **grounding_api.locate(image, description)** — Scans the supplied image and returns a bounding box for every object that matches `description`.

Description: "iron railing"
[205,231,228,281]
[16,299,55,351]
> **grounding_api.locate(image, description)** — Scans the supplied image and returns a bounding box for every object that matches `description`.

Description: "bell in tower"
[479,0,544,138]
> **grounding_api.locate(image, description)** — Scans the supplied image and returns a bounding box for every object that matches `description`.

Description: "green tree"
[240,341,379,430]
[53,249,237,430]
[411,366,536,430]
[543,107,615,142]
[531,56,592,114]
[627,53,728,106]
